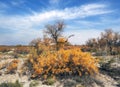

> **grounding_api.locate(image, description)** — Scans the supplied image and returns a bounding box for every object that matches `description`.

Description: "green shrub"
[101,58,115,69]
[43,77,56,85]
[29,80,39,87]
[0,80,22,87]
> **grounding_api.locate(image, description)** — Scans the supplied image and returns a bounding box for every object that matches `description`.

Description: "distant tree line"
[86,29,120,56]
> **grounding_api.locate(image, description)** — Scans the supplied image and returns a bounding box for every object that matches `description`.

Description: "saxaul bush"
[28,47,98,79]
[7,59,19,74]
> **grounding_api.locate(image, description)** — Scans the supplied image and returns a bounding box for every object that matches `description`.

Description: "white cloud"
[0,28,43,45]
[81,3,106,11]
[64,29,103,45]
[0,3,112,30]
[73,20,102,28]
[29,3,112,21]
[0,3,114,45]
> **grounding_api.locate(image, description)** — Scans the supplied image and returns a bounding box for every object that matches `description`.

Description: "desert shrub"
[0,46,11,53]
[12,52,19,58]
[14,46,30,54]
[0,80,22,87]
[43,77,56,85]
[100,58,115,70]
[29,80,39,87]
[117,80,120,87]
[7,60,19,74]
[28,48,98,79]
[0,62,8,70]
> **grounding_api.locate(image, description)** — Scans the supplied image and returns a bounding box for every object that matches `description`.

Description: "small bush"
[0,62,7,70]
[43,77,56,85]
[0,80,22,87]
[12,52,19,58]
[100,58,115,69]
[7,60,19,74]
[29,80,39,87]
[117,80,120,87]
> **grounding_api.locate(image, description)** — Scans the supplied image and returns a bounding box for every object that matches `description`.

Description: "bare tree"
[44,21,65,50]
[29,38,41,47]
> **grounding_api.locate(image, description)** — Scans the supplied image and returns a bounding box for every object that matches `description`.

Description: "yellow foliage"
[58,37,66,43]
[7,60,19,73]
[57,37,67,49]
[29,47,98,78]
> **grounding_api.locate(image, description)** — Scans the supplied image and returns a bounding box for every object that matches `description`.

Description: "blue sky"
[0,0,120,45]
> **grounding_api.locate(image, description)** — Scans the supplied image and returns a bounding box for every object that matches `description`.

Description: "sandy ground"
[0,55,119,87]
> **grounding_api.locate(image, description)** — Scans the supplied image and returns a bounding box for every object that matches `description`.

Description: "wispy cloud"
[0,3,115,45]
[64,29,103,45]
[0,3,112,30]
[73,16,120,31]
[30,3,112,21]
